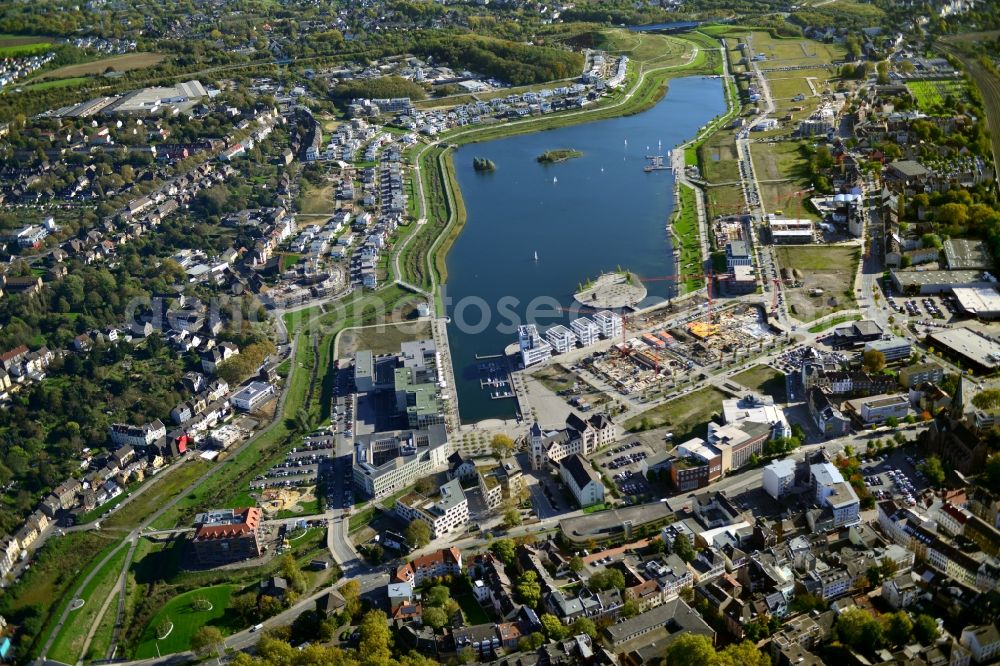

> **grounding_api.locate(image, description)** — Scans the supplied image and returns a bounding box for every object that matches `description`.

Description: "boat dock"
[478,360,517,400]
[644,155,669,172]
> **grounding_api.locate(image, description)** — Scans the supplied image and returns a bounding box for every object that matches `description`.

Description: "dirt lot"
[775,245,860,321]
[33,52,165,80]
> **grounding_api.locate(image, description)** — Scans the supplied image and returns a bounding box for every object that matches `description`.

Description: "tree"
[663,634,717,666]
[588,569,625,591]
[571,617,597,639]
[516,571,542,608]
[342,579,362,618]
[503,506,522,528]
[423,606,448,630]
[973,389,1000,410]
[672,533,696,563]
[405,520,432,548]
[621,599,640,618]
[280,553,306,593]
[885,611,913,647]
[836,607,884,652]
[260,595,284,619]
[569,555,584,573]
[540,613,567,641]
[491,433,515,458]
[913,614,940,644]
[427,586,451,607]
[190,626,225,657]
[231,592,260,623]
[920,455,946,487]
[490,538,516,566]
[358,610,393,666]
[863,349,887,374]
[717,641,770,666]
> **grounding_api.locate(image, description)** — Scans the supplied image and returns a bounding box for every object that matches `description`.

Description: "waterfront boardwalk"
[573,272,648,309]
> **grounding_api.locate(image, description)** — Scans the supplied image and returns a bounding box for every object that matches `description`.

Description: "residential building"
[882,574,919,609]
[899,362,945,388]
[865,336,912,362]
[559,454,605,508]
[726,240,752,269]
[529,413,616,470]
[109,420,166,448]
[518,325,552,367]
[0,535,20,578]
[570,317,601,346]
[763,458,796,500]
[191,507,262,565]
[807,387,851,437]
[545,325,578,354]
[603,597,714,649]
[961,625,1000,664]
[353,424,451,498]
[392,547,462,586]
[230,381,274,411]
[810,462,860,528]
[592,310,623,339]
[394,478,469,537]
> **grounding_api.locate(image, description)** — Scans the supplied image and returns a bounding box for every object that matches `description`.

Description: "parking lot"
[597,440,654,499]
[886,294,959,321]
[859,449,930,506]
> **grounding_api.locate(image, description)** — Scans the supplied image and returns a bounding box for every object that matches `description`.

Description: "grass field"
[21,76,90,91]
[102,459,211,530]
[337,320,432,357]
[906,79,969,112]
[32,52,165,80]
[599,29,695,68]
[0,35,53,57]
[731,365,786,402]
[775,245,860,321]
[672,184,705,292]
[134,585,239,658]
[297,181,334,217]
[48,545,130,664]
[624,386,726,440]
[807,314,861,333]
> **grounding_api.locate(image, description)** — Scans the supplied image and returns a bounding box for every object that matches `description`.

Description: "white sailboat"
[534,251,539,261]
[553,176,558,184]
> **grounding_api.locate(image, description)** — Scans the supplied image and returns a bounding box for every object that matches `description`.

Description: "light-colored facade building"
[559,454,605,508]
[592,310,623,339]
[545,325,578,354]
[353,424,451,498]
[571,317,601,346]
[529,413,616,470]
[518,324,552,367]
[763,458,796,500]
[394,478,469,538]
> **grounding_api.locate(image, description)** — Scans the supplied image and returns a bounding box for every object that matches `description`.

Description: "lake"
[443,76,727,423]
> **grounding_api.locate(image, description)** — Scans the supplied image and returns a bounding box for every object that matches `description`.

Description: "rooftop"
[927,327,1000,370]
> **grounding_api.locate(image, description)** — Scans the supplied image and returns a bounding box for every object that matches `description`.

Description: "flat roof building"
[927,327,1000,372]
[953,287,1000,319]
[890,269,993,295]
[355,350,374,393]
[944,239,995,270]
[353,424,451,498]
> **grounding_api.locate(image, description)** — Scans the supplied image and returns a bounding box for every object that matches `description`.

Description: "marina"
[445,76,727,422]
[644,155,669,172]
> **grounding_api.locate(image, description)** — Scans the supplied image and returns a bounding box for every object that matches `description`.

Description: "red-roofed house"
[192,507,262,565]
[393,547,462,586]
[937,502,970,537]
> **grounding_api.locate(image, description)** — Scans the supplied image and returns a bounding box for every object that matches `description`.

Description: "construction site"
[586,302,780,395]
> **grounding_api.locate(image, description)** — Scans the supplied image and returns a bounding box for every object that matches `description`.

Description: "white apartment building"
[592,310,623,339]
[230,381,274,411]
[571,317,601,346]
[811,462,861,528]
[394,478,469,537]
[519,324,553,367]
[545,325,578,354]
[109,420,167,448]
[865,337,912,362]
[763,458,796,499]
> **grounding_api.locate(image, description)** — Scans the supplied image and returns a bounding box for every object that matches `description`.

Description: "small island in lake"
[472,157,496,172]
[537,149,583,164]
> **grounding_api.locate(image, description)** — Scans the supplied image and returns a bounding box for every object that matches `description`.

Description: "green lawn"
[731,365,786,403]
[624,387,726,440]
[47,544,130,664]
[807,314,861,333]
[452,577,490,624]
[906,79,969,112]
[134,585,240,658]
[672,183,705,292]
[22,76,89,91]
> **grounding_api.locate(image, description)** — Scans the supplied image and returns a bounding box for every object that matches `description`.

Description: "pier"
[644,155,669,172]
